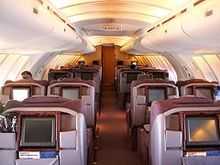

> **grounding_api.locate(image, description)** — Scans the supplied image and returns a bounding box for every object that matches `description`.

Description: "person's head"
[21,71,33,80]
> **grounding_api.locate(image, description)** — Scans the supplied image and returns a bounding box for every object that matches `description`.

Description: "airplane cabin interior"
[1,0,220,165]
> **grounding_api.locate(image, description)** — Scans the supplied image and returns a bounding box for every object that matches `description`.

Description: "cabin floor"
[96,86,141,165]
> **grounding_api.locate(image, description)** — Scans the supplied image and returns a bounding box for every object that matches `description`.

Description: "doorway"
[102,45,116,87]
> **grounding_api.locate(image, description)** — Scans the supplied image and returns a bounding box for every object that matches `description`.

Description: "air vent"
[205,9,213,17]
[180,9,187,14]
[194,0,206,6]
[33,8,38,14]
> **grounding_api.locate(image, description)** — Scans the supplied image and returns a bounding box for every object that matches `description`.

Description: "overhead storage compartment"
[0,0,95,54]
[124,0,220,54]
[120,38,153,55]
[181,0,220,51]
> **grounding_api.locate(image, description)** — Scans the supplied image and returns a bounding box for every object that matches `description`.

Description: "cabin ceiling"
[49,0,190,46]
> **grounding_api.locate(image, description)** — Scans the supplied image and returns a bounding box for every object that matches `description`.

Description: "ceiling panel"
[49,0,190,46]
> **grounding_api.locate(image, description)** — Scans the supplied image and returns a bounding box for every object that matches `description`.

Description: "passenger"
[21,71,33,80]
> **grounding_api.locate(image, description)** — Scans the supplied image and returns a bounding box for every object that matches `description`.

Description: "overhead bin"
[120,38,153,55]
[141,14,197,53]
[0,0,95,54]
[181,0,220,51]
[131,0,220,54]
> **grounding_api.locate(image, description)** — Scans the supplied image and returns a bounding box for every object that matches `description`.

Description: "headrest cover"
[151,96,220,123]
[4,96,81,112]
[5,80,48,86]
[176,79,218,86]
[131,79,175,88]
[49,79,95,87]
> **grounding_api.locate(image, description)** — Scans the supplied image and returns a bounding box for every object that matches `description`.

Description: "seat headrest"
[4,96,81,112]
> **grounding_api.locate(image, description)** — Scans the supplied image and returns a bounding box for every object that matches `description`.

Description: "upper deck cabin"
[1,0,220,165]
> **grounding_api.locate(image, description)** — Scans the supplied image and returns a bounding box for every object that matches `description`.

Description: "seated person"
[21,71,33,80]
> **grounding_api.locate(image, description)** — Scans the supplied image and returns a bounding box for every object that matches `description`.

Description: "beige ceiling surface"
[49,0,190,46]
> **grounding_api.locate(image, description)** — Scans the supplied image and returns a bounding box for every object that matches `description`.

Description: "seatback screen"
[62,88,80,100]
[127,73,139,83]
[195,88,212,99]
[12,88,30,101]
[20,117,55,147]
[148,88,166,104]
[81,72,93,80]
[186,117,220,146]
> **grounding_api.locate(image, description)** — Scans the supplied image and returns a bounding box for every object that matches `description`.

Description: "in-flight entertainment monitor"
[195,88,213,99]
[148,88,166,104]
[81,72,93,80]
[186,116,220,147]
[12,88,30,101]
[62,87,80,100]
[127,72,139,83]
[20,117,56,147]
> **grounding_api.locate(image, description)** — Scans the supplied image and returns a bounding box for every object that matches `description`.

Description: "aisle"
[96,87,140,165]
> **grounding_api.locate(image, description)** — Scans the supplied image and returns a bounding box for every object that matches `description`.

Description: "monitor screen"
[195,88,213,99]
[127,73,139,83]
[81,72,93,80]
[54,72,71,80]
[12,88,30,101]
[186,117,220,146]
[62,88,80,100]
[20,117,56,147]
[148,88,166,104]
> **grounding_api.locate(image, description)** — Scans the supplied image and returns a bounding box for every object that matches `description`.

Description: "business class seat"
[1,79,48,104]
[0,96,91,165]
[137,97,220,165]
[47,79,96,128]
[176,79,218,100]
[128,79,178,150]
[48,69,74,81]
[72,67,101,93]
[117,68,145,108]
[141,68,169,80]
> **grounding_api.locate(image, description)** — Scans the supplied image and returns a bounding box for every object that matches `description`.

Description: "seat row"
[0,79,97,128]
[0,96,93,165]
[115,64,169,108]
[123,77,220,165]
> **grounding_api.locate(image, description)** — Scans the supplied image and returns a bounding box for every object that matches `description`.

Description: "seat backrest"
[176,79,218,100]
[48,69,74,81]
[118,70,145,94]
[130,79,178,127]
[2,96,87,165]
[1,80,48,103]
[150,97,220,165]
[48,80,96,127]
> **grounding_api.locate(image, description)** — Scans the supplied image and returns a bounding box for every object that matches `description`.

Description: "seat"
[48,79,96,128]
[1,96,90,165]
[1,79,48,104]
[117,69,145,108]
[128,79,178,150]
[176,79,218,100]
[139,97,220,165]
